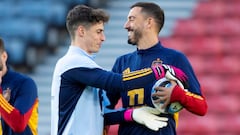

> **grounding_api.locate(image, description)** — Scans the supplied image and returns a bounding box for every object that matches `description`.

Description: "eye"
[128,16,135,22]
[97,30,103,34]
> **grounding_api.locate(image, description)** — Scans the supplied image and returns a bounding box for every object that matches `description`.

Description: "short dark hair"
[131,2,165,33]
[0,37,5,53]
[66,5,110,39]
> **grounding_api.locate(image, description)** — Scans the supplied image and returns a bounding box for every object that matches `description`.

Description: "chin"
[128,40,137,45]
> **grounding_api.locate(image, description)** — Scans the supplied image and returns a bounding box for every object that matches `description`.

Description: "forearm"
[104,110,126,125]
[170,85,208,116]
[66,67,158,92]
[0,94,34,132]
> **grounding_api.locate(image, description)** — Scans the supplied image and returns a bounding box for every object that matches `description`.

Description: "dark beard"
[127,29,142,45]
[0,64,3,71]
[128,39,137,45]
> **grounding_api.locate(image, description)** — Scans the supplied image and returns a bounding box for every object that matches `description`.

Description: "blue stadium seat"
[3,37,27,65]
[17,1,51,22]
[0,1,11,19]
[17,1,67,27]
[0,18,46,45]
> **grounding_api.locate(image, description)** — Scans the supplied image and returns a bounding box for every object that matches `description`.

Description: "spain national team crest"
[151,58,163,67]
[3,88,11,102]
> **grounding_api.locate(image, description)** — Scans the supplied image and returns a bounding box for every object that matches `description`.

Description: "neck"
[137,37,159,50]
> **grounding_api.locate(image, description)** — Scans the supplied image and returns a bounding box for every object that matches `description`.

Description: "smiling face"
[124,7,146,45]
[81,22,106,54]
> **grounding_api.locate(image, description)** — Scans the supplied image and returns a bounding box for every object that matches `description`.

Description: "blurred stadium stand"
[0,0,101,72]
[160,0,240,135]
[1,0,239,134]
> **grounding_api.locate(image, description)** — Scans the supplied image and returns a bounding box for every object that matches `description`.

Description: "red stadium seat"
[218,55,240,75]
[160,37,188,53]
[178,112,218,135]
[207,94,240,115]
[224,1,240,17]
[222,75,240,94]
[224,36,240,55]
[198,75,225,96]
[188,56,205,75]
[173,19,205,37]
[183,36,224,56]
[193,1,225,19]
[217,115,240,134]
[217,18,240,36]
[195,55,240,76]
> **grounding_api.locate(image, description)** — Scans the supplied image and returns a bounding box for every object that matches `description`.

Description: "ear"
[145,17,154,28]
[77,25,85,37]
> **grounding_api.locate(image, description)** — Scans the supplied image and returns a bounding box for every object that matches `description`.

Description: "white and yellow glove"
[124,106,168,131]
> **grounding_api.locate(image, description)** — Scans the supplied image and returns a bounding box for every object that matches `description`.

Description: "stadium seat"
[3,37,27,65]
[193,1,225,19]
[159,37,188,53]
[217,18,240,36]
[218,115,240,134]
[223,36,240,55]
[173,19,205,37]
[218,55,240,75]
[198,75,225,96]
[0,18,47,45]
[223,75,240,94]
[185,36,224,56]
[224,0,240,17]
[207,94,240,115]
[178,113,218,135]
[17,1,51,22]
[17,1,67,27]
[48,2,68,27]
[188,56,206,75]
[190,55,240,76]
[0,1,13,19]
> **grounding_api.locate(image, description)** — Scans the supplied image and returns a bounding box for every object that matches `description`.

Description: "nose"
[101,33,106,41]
[124,21,129,30]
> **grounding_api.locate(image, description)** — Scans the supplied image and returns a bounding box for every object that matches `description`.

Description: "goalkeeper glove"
[124,106,168,131]
[152,64,188,89]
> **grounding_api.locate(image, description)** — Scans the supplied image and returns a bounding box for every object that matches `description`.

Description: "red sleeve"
[170,85,208,116]
[0,92,35,133]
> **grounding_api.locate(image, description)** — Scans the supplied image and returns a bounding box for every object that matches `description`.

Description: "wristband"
[124,109,133,122]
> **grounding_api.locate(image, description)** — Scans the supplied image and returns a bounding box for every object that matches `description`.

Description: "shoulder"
[163,46,185,56]
[163,46,188,61]
[15,72,37,87]
[3,70,37,91]
[55,52,101,74]
[115,51,136,62]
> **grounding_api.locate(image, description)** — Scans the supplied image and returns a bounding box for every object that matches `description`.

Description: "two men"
[50,4,185,135]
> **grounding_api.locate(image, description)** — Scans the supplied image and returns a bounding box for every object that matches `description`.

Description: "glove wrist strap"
[152,66,165,80]
[124,109,133,122]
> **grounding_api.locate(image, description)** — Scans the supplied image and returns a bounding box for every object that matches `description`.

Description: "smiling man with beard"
[104,2,207,135]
